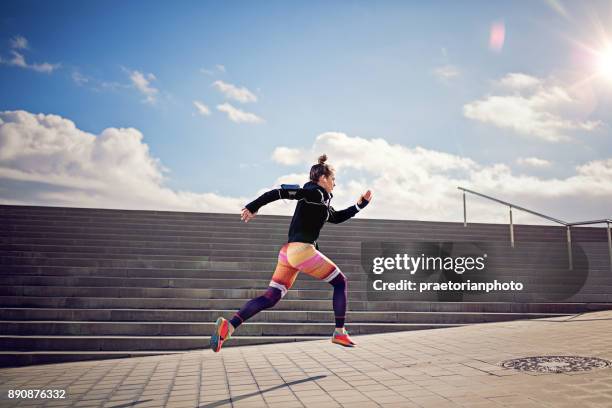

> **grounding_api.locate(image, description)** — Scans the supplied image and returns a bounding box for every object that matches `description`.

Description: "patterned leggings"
[229,242,348,329]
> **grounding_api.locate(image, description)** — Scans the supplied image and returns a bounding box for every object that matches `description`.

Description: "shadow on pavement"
[199,375,327,408]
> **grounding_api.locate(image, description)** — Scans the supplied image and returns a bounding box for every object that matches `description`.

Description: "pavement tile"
[2,310,612,407]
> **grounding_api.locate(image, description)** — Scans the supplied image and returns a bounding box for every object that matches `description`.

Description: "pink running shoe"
[210,317,231,352]
[332,329,356,347]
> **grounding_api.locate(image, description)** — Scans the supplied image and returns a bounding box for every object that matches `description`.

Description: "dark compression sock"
[229,286,282,329]
[329,272,347,328]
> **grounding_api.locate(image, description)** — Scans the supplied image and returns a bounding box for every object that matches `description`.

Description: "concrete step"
[0,206,606,239]
[0,308,568,323]
[0,235,361,251]
[2,275,610,291]
[4,256,610,272]
[0,321,463,336]
[0,257,365,272]
[6,236,604,256]
[0,212,571,230]
[3,284,610,302]
[3,228,602,246]
[0,335,325,351]
[1,231,595,249]
[0,257,372,271]
[6,266,612,285]
[2,237,606,264]
[3,244,610,261]
[0,286,374,300]
[2,296,610,313]
[5,242,608,259]
[3,265,611,283]
[0,275,370,291]
[4,216,602,236]
[0,244,364,258]
[3,213,606,239]
[0,350,187,367]
[0,266,369,281]
[0,212,543,229]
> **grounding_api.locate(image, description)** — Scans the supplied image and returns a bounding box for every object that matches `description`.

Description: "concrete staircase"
[1,204,611,367]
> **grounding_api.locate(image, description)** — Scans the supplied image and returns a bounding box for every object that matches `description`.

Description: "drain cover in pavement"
[501,356,612,373]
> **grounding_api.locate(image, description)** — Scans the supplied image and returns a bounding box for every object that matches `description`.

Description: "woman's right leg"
[228,286,282,330]
[211,243,298,352]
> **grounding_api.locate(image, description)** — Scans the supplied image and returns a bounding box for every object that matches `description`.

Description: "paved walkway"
[1,311,612,408]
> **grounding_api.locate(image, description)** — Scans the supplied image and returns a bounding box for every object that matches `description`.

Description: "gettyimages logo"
[362,241,590,302]
[371,253,487,275]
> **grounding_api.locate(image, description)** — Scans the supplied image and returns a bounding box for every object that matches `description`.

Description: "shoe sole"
[210,317,227,352]
[332,338,356,347]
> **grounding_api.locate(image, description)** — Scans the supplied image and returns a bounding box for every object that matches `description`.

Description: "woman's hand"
[357,190,372,206]
[241,207,257,223]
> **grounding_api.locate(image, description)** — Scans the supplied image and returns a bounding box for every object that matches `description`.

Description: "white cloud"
[1,36,59,73]
[516,157,552,168]
[266,132,612,223]
[0,110,246,212]
[1,50,59,73]
[464,73,601,142]
[128,70,159,104]
[271,147,303,165]
[212,80,257,103]
[200,64,226,76]
[496,73,540,89]
[9,51,26,67]
[433,64,460,80]
[9,35,28,50]
[2,113,610,224]
[193,100,211,116]
[72,71,89,86]
[71,69,128,92]
[217,103,264,124]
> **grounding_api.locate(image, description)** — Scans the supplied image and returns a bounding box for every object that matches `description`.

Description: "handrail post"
[567,226,573,271]
[607,222,612,272]
[509,206,515,248]
[463,191,467,227]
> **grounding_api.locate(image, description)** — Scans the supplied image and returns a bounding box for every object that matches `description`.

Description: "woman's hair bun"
[310,154,333,182]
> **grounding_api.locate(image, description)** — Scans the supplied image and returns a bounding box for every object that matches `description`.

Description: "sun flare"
[596,46,612,81]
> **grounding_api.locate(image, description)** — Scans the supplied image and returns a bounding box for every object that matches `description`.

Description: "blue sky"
[0,1,611,223]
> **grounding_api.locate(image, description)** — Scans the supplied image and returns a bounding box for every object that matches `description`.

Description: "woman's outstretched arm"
[327,190,372,224]
[241,186,323,223]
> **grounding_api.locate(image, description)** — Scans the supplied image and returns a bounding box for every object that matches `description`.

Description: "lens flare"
[489,21,505,52]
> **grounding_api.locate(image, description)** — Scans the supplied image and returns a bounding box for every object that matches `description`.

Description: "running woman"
[210,154,372,352]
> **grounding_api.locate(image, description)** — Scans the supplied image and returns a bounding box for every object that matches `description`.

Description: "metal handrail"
[458,187,568,225]
[567,219,612,226]
[458,186,612,271]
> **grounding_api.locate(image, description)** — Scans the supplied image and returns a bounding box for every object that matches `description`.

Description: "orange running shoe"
[332,329,356,347]
[210,317,231,352]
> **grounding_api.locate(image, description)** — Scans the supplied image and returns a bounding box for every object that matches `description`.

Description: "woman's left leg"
[328,272,347,329]
[285,243,355,346]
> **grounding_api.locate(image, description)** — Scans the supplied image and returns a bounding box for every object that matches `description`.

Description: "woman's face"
[319,172,336,194]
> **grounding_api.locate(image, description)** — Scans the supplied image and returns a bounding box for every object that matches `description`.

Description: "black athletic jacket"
[244,181,368,247]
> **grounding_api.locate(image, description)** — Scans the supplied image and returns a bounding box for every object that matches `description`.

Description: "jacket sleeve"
[327,204,360,224]
[327,199,369,224]
[244,187,322,213]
